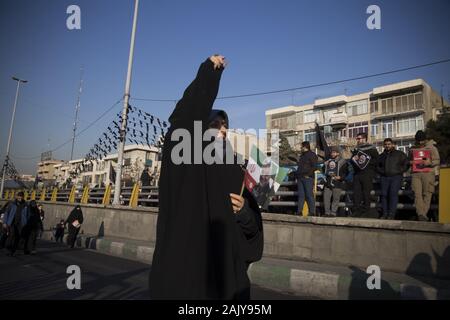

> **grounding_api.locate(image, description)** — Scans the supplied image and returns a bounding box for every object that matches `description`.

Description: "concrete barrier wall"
[2,201,449,279]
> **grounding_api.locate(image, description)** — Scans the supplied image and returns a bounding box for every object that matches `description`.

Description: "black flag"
[315,122,331,160]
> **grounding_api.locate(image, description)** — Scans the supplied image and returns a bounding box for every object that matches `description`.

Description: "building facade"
[266,79,448,153]
[52,145,160,188]
[36,159,64,182]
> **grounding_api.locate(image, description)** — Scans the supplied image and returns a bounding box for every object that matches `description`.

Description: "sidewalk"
[41,231,450,300]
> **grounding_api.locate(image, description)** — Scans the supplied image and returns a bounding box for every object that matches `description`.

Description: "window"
[382,121,393,139]
[397,116,424,136]
[304,129,316,143]
[304,110,320,123]
[370,101,378,113]
[347,100,368,116]
[124,158,131,166]
[347,122,368,138]
[371,123,379,137]
[415,93,423,109]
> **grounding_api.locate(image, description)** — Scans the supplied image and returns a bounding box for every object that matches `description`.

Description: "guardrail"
[0,184,160,209]
[0,176,439,218]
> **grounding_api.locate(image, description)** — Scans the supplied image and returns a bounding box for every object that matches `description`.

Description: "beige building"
[52,144,160,188]
[36,159,64,181]
[266,79,448,154]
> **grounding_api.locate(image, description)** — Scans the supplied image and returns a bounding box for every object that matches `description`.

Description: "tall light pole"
[70,67,84,160]
[0,77,28,198]
[113,0,139,205]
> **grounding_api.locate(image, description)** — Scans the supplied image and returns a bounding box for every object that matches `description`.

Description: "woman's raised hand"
[209,54,227,69]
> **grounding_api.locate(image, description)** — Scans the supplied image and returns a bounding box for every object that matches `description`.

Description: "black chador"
[149,58,263,300]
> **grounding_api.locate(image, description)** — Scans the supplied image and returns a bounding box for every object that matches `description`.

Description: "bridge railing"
[0,175,440,216]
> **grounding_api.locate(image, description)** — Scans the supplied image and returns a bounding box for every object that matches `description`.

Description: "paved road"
[0,240,305,300]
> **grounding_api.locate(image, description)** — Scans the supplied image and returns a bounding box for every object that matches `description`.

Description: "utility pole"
[113,0,139,205]
[70,67,84,160]
[0,77,28,198]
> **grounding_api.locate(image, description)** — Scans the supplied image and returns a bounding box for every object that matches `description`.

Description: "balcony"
[321,112,348,130]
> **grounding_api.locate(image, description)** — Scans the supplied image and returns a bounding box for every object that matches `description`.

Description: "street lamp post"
[0,77,28,198]
[113,0,139,205]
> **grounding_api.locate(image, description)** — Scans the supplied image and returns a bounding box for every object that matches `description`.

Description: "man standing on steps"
[377,138,409,220]
[350,132,379,218]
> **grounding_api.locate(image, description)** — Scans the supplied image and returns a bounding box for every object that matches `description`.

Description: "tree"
[279,135,299,165]
[426,113,450,165]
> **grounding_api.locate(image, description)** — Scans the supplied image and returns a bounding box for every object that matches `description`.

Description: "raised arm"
[168,55,226,130]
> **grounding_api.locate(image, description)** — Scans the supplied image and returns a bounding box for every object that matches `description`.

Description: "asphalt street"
[0,240,304,300]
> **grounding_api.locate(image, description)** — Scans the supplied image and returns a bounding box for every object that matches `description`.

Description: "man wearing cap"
[3,191,30,256]
[409,130,440,221]
[323,146,349,217]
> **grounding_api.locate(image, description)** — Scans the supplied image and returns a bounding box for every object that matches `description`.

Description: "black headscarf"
[66,205,84,225]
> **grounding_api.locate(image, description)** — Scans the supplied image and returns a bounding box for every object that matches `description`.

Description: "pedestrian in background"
[377,138,409,220]
[296,141,318,216]
[37,204,45,239]
[54,219,65,243]
[24,200,41,254]
[3,192,29,256]
[65,205,83,248]
[409,130,440,221]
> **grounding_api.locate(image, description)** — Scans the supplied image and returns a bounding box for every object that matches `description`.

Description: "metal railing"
[0,176,439,217]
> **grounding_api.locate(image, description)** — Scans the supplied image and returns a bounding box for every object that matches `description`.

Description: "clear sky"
[1,0,449,174]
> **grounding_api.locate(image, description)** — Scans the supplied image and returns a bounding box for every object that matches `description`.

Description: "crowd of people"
[0,192,83,256]
[296,130,440,221]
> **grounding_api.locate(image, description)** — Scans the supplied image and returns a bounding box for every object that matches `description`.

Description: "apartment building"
[266,79,448,153]
[52,144,160,188]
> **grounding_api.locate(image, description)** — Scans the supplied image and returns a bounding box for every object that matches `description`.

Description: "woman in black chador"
[149,55,264,300]
[65,205,84,248]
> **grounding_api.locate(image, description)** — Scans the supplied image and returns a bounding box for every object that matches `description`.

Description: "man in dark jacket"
[297,141,318,216]
[3,192,29,256]
[377,138,409,219]
[350,132,379,217]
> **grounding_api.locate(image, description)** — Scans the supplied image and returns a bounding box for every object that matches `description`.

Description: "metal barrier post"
[51,187,58,202]
[40,188,46,201]
[68,186,76,204]
[102,184,111,205]
[81,186,89,204]
[439,168,450,224]
[129,183,140,208]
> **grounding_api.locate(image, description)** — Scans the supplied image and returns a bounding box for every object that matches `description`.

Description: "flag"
[315,122,331,160]
[273,167,290,193]
[244,145,266,192]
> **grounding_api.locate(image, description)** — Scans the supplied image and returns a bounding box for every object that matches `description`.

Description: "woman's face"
[209,118,228,139]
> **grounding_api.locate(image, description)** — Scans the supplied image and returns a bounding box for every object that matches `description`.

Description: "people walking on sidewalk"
[54,219,65,243]
[65,205,83,248]
[350,132,379,218]
[37,203,45,239]
[3,192,29,256]
[377,138,409,220]
[296,141,318,216]
[409,130,440,221]
[323,147,349,217]
[23,200,42,254]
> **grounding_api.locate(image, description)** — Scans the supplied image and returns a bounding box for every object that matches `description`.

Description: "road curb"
[40,231,450,300]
